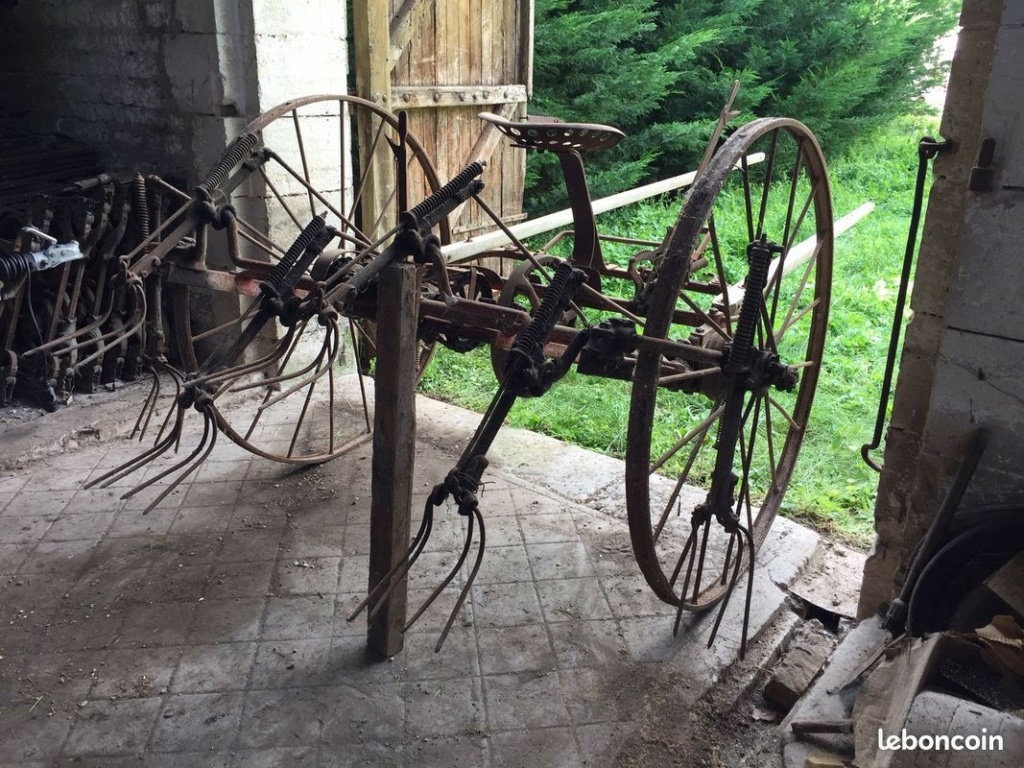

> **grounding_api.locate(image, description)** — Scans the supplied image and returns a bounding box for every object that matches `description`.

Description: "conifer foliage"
[526,0,958,212]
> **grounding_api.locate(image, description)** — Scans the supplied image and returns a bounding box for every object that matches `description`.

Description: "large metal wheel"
[625,118,833,610]
[169,95,446,464]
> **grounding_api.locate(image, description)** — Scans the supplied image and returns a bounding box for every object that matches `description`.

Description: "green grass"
[421,113,938,547]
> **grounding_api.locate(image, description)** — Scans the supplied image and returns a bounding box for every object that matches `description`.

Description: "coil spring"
[278,224,338,295]
[196,132,260,198]
[727,240,772,373]
[510,261,579,363]
[408,162,484,223]
[262,214,327,296]
[0,251,35,283]
[133,174,150,239]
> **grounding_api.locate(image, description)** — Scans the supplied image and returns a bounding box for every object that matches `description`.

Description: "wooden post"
[367,262,417,659]
[352,0,394,234]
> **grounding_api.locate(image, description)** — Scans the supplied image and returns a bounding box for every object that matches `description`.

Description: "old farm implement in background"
[2,93,866,652]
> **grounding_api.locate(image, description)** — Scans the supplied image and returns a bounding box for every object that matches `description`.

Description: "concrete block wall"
[859,0,1024,615]
[0,0,347,185]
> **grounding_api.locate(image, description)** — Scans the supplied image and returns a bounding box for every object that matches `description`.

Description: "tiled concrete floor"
[0,385,822,767]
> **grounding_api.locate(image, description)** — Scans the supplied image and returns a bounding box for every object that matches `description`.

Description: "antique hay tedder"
[2,93,842,652]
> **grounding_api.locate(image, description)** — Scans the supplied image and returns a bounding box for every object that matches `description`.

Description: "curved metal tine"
[691,515,713,602]
[720,533,737,586]
[275,325,339,413]
[199,326,299,390]
[434,505,486,653]
[347,497,435,623]
[739,523,756,658]
[84,404,186,489]
[237,317,323,442]
[122,403,217,510]
[230,315,319,394]
[349,321,372,433]
[130,366,162,441]
[677,520,704,608]
[364,501,434,621]
[153,366,185,444]
[132,404,220,515]
[40,281,146,365]
[73,285,148,371]
[256,324,336,411]
[402,504,478,634]
[705,530,746,649]
[30,291,114,357]
[672,524,700,636]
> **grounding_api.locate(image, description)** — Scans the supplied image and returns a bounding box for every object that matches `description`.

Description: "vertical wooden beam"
[353,0,393,108]
[367,262,418,659]
[352,0,395,233]
[520,0,535,98]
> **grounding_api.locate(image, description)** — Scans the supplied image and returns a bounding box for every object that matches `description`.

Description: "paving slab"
[0,378,824,766]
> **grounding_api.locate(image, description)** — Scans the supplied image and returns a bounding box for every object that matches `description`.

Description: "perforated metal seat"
[479,112,625,152]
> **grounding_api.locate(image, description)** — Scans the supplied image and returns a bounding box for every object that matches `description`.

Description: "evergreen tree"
[527,0,958,213]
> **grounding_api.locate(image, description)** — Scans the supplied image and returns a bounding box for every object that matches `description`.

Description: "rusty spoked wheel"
[169,95,446,464]
[625,118,833,611]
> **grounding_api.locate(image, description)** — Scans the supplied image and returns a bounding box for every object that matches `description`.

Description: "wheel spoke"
[755,130,779,239]
[348,115,388,226]
[707,216,733,337]
[737,395,762,531]
[678,290,730,343]
[776,251,820,342]
[739,154,755,244]
[759,302,778,355]
[258,165,305,231]
[766,186,819,325]
[763,396,779,493]
[772,140,806,322]
[653,403,722,541]
[767,394,803,432]
[650,403,725,474]
[291,109,318,218]
[776,297,821,345]
[780,139,806,250]
[235,215,288,258]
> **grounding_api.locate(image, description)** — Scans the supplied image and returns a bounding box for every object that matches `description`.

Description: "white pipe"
[441,152,767,262]
[717,201,876,310]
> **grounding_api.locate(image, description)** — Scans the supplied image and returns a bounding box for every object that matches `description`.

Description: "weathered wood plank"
[520,0,535,96]
[446,103,510,229]
[389,0,435,71]
[393,84,528,109]
[367,262,419,659]
[389,0,528,230]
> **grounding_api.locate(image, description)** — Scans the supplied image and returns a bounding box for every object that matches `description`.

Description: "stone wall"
[0,0,346,183]
[859,0,1024,615]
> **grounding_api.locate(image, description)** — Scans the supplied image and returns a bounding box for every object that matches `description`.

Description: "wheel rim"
[625,118,834,609]
[170,95,446,464]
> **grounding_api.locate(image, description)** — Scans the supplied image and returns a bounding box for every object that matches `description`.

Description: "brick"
[764,622,835,711]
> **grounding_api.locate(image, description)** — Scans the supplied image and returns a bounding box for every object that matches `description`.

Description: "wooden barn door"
[352,0,533,240]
